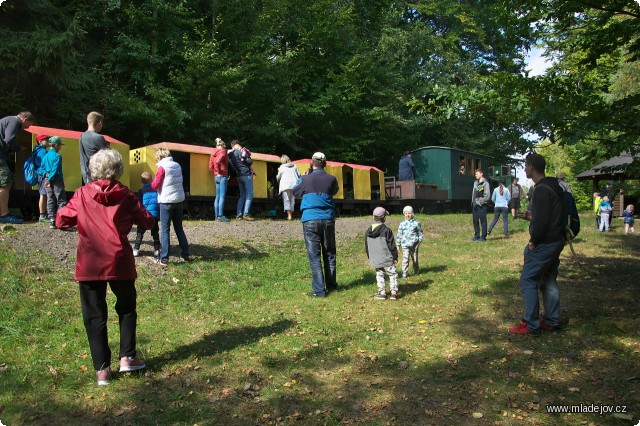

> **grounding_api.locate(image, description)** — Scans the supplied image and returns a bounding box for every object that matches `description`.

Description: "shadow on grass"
[144,319,296,370]
[156,242,270,263]
[5,232,639,425]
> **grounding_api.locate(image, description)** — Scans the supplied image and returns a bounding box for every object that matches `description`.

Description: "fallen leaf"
[568,387,580,392]
[472,412,483,418]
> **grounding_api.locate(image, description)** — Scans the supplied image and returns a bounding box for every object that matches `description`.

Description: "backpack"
[562,190,580,241]
[536,182,580,256]
[23,151,38,186]
[241,148,253,166]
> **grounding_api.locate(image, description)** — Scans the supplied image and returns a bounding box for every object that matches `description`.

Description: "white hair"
[89,149,123,180]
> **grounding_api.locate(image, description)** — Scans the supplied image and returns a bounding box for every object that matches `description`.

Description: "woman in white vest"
[150,148,190,265]
[276,155,301,220]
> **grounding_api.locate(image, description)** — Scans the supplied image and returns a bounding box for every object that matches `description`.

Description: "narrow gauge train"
[11,126,513,218]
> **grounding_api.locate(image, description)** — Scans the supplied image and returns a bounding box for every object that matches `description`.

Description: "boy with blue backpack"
[41,136,67,229]
[133,171,160,257]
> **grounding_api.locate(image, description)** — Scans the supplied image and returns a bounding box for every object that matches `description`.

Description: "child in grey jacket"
[365,207,399,300]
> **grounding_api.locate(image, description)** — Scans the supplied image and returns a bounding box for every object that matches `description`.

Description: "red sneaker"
[540,320,560,332]
[508,321,540,336]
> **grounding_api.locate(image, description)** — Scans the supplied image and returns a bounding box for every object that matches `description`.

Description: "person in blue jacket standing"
[398,151,416,181]
[293,152,339,297]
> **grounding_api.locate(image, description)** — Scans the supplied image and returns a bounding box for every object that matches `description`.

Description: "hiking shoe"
[96,366,111,386]
[540,320,560,332]
[133,249,139,257]
[153,249,160,257]
[154,258,168,266]
[39,215,50,223]
[471,236,479,241]
[179,256,191,263]
[389,292,398,301]
[0,214,23,224]
[218,216,230,222]
[478,238,486,242]
[374,292,386,300]
[508,321,540,336]
[50,220,56,229]
[119,356,146,372]
[307,291,326,298]
[243,215,255,221]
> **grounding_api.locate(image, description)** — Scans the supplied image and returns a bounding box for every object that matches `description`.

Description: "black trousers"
[134,219,160,250]
[79,280,138,371]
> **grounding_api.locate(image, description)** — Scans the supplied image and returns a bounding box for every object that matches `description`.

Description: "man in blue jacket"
[293,152,339,297]
[398,151,416,181]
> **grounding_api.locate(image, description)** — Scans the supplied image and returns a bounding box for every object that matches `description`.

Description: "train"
[10,125,514,219]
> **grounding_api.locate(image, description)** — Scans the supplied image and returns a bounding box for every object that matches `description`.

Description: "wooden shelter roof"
[575,151,639,181]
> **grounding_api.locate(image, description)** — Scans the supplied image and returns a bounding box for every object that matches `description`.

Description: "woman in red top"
[208,138,230,222]
[57,149,155,386]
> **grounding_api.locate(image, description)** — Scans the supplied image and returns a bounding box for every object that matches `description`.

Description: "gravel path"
[0,216,401,270]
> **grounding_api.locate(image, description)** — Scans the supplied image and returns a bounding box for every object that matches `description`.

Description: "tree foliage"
[15,0,635,172]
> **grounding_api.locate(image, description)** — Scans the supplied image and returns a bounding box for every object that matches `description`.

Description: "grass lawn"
[1,214,639,425]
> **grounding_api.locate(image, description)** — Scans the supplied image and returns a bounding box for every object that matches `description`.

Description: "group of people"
[208,138,259,222]
[209,139,303,222]
[2,111,636,383]
[470,170,524,241]
[593,189,635,234]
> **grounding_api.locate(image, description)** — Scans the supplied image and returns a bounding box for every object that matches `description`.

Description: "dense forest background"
[1,0,639,185]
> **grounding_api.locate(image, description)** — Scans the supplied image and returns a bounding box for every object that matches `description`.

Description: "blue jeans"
[214,176,228,218]
[519,239,565,332]
[488,207,509,235]
[236,175,254,217]
[472,205,487,238]
[302,220,337,295]
[159,202,189,260]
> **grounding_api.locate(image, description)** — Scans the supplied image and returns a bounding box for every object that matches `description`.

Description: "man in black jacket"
[509,153,565,335]
[0,111,35,224]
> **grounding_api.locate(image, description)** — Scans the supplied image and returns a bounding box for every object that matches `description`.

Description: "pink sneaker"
[96,366,111,386]
[119,356,146,372]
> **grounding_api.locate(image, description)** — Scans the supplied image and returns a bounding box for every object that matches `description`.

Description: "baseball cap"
[36,134,50,143]
[373,207,389,218]
[48,136,64,146]
[312,152,326,161]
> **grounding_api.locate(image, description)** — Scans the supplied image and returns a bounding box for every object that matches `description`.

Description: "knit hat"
[373,207,389,218]
[403,206,414,214]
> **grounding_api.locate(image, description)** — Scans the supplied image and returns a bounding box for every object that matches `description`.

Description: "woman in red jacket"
[57,149,155,386]
[208,138,230,222]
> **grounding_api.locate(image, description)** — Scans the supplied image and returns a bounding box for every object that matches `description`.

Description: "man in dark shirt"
[471,169,490,241]
[293,152,339,297]
[398,151,416,181]
[79,111,109,184]
[509,153,565,335]
[0,111,36,223]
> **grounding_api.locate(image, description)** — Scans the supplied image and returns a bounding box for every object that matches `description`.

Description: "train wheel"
[187,201,202,219]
